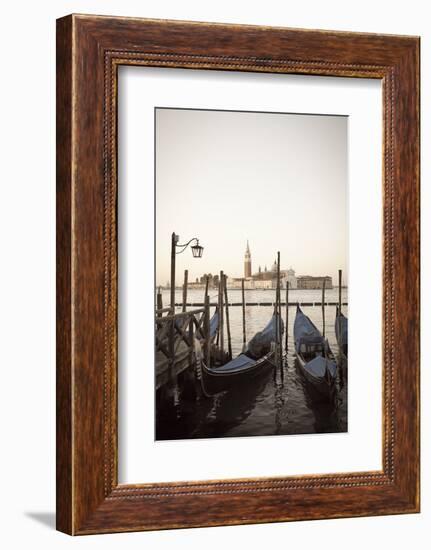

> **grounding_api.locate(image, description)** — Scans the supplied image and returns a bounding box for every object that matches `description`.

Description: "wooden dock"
[155,306,208,390]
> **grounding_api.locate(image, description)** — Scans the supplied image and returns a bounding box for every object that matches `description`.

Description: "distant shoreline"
[157,286,349,291]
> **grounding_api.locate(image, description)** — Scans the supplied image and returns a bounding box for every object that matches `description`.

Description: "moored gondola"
[294,305,337,400]
[200,312,283,395]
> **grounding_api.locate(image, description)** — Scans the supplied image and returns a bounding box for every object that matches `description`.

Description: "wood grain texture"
[56,15,73,535]
[56,14,420,535]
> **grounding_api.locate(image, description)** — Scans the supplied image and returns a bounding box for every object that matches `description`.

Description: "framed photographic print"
[56,14,420,534]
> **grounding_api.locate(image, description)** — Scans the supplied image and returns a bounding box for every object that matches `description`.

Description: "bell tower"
[244,240,252,278]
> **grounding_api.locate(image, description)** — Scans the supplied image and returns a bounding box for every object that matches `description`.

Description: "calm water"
[156,288,348,440]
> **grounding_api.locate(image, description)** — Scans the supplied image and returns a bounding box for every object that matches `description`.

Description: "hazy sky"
[156,108,347,286]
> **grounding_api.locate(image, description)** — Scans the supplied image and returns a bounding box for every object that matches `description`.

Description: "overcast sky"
[155,108,347,286]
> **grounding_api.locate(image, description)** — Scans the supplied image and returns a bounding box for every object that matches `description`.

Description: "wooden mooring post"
[322,278,326,338]
[338,269,342,315]
[223,274,232,360]
[170,232,176,313]
[188,313,194,368]
[219,270,224,356]
[204,274,209,303]
[169,232,176,377]
[276,251,282,367]
[285,281,289,351]
[157,286,163,318]
[168,319,175,377]
[241,278,246,347]
[182,269,188,312]
[204,295,211,369]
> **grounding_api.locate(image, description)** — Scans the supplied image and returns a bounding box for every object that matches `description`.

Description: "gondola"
[335,307,348,358]
[294,305,337,400]
[200,312,283,395]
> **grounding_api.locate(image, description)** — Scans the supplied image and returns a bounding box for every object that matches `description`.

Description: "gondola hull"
[201,351,275,395]
[296,354,336,400]
[199,312,281,396]
[294,306,337,401]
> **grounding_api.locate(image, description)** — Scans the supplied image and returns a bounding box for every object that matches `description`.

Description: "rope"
[193,338,213,398]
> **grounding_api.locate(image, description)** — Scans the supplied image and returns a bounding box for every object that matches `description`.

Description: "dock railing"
[155,304,211,389]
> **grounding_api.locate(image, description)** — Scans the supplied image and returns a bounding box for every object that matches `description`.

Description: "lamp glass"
[191,244,203,258]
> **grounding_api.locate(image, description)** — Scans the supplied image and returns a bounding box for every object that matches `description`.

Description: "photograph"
[155,107,349,440]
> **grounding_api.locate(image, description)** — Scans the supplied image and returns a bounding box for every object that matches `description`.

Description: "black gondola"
[294,305,337,400]
[335,307,348,358]
[201,312,282,395]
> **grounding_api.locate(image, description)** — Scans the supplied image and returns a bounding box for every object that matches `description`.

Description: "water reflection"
[156,354,347,440]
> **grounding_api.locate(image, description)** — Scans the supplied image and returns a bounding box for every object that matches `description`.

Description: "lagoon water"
[156,288,348,440]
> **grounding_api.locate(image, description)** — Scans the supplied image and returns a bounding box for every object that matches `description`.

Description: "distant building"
[194,273,219,289]
[281,268,298,289]
[224,243,303,289]
[225,243,299,289]
[252,260,277,283]
[297,276,333,290]
[227,277,256,290]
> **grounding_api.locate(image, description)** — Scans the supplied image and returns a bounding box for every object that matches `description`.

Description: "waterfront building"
[281,267,298,289]
[252,262,275,283]
[226,277,243,289]
[227,276,256,289]
[296,275,333,290]
[234,243,299,289]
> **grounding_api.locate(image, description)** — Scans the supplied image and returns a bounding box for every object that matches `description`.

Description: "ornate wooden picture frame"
[56,14,420,535]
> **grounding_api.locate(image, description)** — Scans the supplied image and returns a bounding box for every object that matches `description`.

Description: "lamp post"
[170,232,204,313]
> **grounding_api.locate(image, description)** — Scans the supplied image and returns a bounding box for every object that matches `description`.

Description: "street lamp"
[191,241,204,258]
[170,232,204,312]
